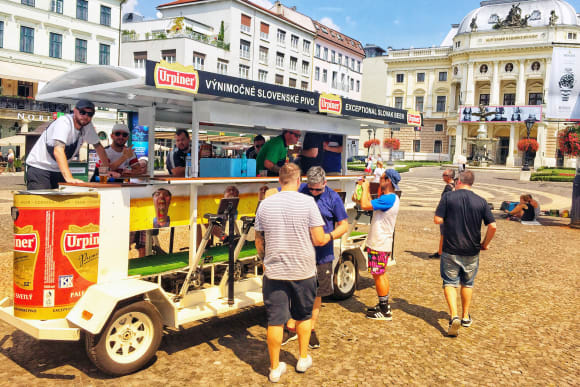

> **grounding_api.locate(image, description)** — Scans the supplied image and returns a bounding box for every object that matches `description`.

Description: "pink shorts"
[366,247,391,275]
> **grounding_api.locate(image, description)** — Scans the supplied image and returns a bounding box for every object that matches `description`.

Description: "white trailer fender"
[342,245,367,272]
[67,279,174,335]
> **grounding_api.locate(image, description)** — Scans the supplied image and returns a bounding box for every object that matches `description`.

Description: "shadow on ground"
[404,250,440,261]
[392,298,449,336]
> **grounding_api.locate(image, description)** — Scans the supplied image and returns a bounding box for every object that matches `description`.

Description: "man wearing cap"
[91,123,142,182]
[357,169,401,320]
[26,99,109,190]
[256,130,301,176]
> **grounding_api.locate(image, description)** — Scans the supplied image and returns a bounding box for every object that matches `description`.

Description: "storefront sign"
[407,110,422,126]
[0,112,53,122]
[547,47,580,120]
[145,60,416,126]
[459,105,542,123]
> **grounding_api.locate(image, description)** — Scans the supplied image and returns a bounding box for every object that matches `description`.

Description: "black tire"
[85,300,163,376]
[333,254,357,300]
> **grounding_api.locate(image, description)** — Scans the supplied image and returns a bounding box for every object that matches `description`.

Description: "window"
[394,97,403,109]
[455,41,461,48]
[530,10,541,20]
[20,26,34,53]
[258,69,267,82]
[134,51,147,68]
[568,32,577,40]
[332,71,337,88]
[434,140,442,153]
[240,40,250,59]
[435,124,444,132]
[193,52,205,70]
[314,67,320,81]
[241,14,251,33]
[51,0,63,13]
[480,64,488,73]
[77,0,88,20]
[396,74,404,83]
[351,58,355,69]
[322,69,327,83]
[350,78,354,91]
[289,57,297,72]
[260,22,269,40]
[415,96,424,112]
[505,63,514,72]
[531,61,541,71]
[0,22,3,48]
[259,46,268,63]
[325,48,330,61]
[439,71,448,81]
[21,0,34,6]
[291,35,299,50]
[417,72,425,82]
[302,60,309,75]
[217,59,228,74]
[357,61,361,72]
[239,64,250,79]
[529,93,543,105]
[277,29,286,45]
[315,44,320,57]
[75,38,87,63]
[301,81,308,91]
[341,74,346,90]
[161,49,176,63]
[303,40,310,54]
[338,53,342,65]
[436,96,446,112]
[99,43,110,65]
[289,78,296,88]
[275,74,283,85]
[345,55,349,66]
[100,6,111,26]
[479,93,490,106]
[276,52,284,67]
[413,140,421,153]
[503,93,515,105]
[356,80,360,92]
[17,81,33,97]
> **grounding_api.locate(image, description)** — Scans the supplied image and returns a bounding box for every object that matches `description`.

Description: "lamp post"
[522,115,536,171]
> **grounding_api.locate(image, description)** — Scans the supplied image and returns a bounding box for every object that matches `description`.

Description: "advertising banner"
[547,47,580,120]
[130,185,190,231]
[459,105,542,123]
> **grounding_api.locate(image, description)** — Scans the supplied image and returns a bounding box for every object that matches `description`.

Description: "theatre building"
[363,0,580,168]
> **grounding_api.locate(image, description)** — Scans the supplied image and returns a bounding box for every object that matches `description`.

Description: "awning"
[0,62,65,83]
[0,135,25,146]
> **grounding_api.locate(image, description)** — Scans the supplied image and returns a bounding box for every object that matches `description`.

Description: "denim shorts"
[262,276,316,325]
[440,252,479,288]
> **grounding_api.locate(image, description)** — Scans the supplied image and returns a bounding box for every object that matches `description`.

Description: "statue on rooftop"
[549,10,559,26]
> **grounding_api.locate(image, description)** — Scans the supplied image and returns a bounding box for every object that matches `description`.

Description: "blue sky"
[124,0,580,49]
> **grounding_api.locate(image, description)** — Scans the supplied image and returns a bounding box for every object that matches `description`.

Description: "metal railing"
[0,96,69,113]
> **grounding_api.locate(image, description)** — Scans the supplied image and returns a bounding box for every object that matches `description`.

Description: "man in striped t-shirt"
[255,163,330,383]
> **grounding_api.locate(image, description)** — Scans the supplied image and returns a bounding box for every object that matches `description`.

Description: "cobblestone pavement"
[0,168,578,385]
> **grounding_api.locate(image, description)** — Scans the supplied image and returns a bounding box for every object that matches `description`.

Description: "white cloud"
[320,16,341,32]
[251,0,273,9]
[345,15,356,28]
[156,11,163,19]
[122,0,140,15]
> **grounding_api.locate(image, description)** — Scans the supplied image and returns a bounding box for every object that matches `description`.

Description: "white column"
[490,61,500,105]
[506,123,516,167]
[543,58,551,105]
[449,82,457,112]
[426,71,435,112]
[465,62,475,105]
[516,60,526,105]
[454,124,464,163]
[534,123,546,169]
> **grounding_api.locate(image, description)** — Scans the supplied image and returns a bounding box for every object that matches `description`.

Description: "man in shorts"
[283,166,348,349]
[255,163,331,383]
[434,170,496,336]
[357,169,401,320]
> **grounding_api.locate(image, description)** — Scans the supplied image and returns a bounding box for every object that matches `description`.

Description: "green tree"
[218,21,225,42]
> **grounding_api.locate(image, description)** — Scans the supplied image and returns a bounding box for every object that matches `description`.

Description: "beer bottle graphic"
[13,225,40,291]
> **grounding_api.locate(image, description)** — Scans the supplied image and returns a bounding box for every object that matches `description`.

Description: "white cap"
[112,123,130,133]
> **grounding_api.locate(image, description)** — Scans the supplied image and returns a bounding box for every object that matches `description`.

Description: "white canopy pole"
[192,97,200,177]
[138,106,156,177]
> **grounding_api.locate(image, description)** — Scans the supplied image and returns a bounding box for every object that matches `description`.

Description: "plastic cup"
[98,166,109,183]
[259,169,268,177]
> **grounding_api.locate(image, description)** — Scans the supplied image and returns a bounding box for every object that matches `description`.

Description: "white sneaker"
[296,354,312,373]
[269,362,287,383]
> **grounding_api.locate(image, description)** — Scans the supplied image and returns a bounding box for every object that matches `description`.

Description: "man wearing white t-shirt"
[91,123,142,182]
[358,169,401,320]
[26,99,109,189]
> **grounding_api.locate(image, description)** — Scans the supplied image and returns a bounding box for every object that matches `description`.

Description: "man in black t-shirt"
[166,129,191,176]
[299,132,324,174]
[434,170,496,337]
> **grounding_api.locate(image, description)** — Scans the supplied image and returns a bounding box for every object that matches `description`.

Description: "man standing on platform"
[256,130,300,176]
[434,170,496,336]
[166,129,191,177]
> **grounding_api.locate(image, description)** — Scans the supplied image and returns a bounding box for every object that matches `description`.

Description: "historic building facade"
[362,0,580,168]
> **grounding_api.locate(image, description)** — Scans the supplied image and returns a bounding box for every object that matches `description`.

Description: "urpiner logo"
[319,93,342,115]
[155,61,199,94]
[63,232,99,253]
[14,233,37,253]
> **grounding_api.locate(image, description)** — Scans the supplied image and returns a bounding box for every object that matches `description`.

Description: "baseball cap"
[383,169,401,191]
[75,99,95,110]
[112,123,130,133]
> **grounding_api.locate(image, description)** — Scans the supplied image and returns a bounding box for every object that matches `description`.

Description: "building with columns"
[362,0,580,168]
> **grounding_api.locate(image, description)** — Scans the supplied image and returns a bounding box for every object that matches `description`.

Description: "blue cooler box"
[199,158,256,177]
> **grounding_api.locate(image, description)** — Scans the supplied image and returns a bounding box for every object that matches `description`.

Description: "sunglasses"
[308,187,324,192]
[78,109,95,117]
[114,132,129,138]
[289,132,300,138]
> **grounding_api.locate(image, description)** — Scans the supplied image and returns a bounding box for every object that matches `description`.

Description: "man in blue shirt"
[283,166,349,349]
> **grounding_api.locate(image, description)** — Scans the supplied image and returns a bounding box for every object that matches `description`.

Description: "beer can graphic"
[13,193,100,320]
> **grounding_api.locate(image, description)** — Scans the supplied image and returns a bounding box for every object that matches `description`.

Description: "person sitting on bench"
[504,195,535,221]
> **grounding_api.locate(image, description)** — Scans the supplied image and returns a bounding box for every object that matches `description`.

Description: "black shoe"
[281,329,297,346]
[366,304,392,320]
[461,314,472,327]
[308,330,320,349]
[448,317,461,337]
[428,252,440,259]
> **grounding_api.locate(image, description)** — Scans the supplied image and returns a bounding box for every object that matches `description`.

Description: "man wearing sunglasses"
[91,123,140,182]
[26,99,109,189]
[256,130,301,176]
[245,134,265,159]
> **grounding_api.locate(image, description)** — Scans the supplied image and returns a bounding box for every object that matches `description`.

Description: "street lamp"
[522,115,537,171]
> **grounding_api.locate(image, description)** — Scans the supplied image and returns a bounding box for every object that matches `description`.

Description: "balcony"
[0,96,69,113]
[122,30,230,51]
[388,47,452,59]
